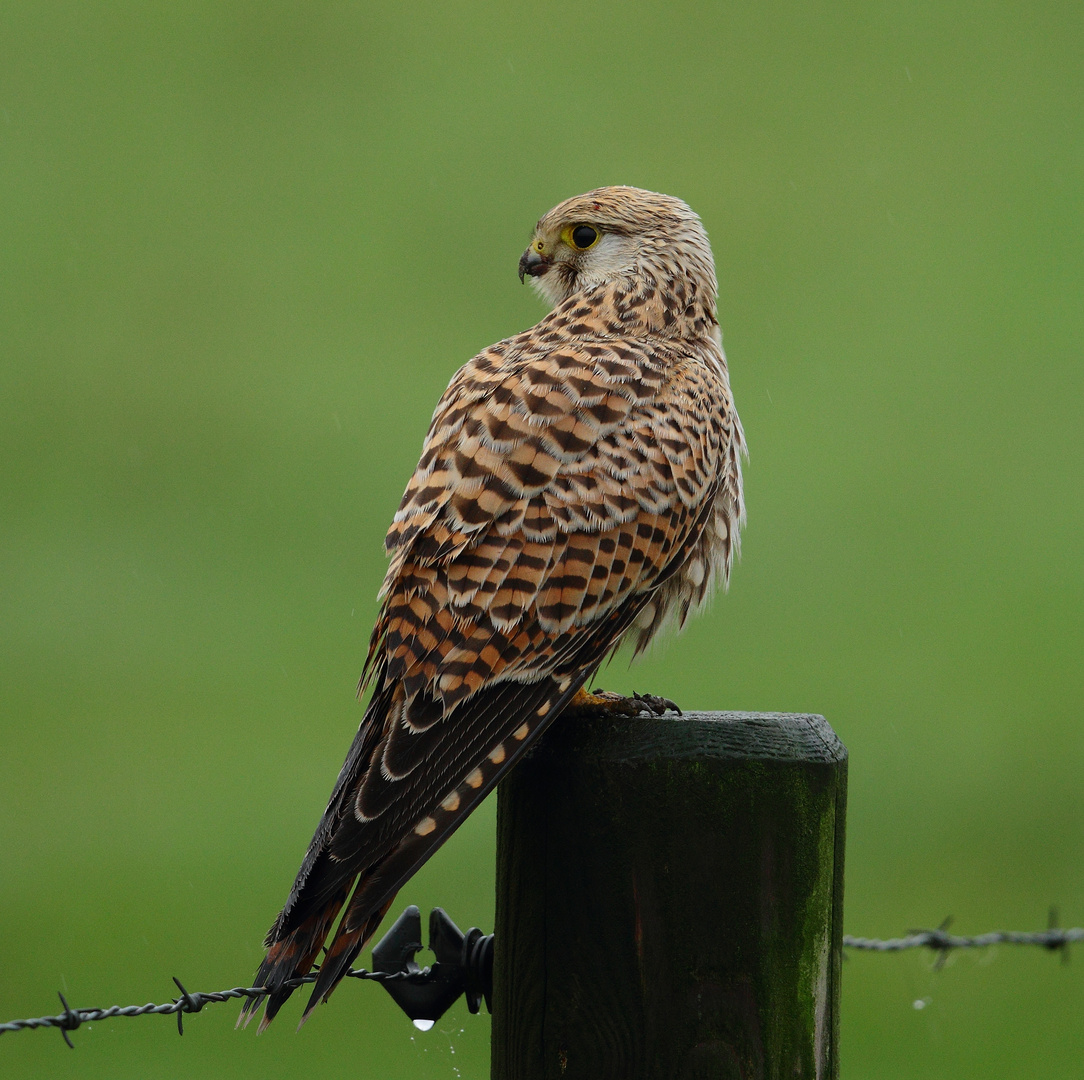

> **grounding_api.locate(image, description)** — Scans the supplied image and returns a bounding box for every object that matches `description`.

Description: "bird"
[239,186,746,1031]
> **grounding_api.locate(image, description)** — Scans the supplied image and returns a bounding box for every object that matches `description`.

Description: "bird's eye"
[566,224,600,251]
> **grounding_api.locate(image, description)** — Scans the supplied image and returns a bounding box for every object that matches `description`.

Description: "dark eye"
[571,225,599,250]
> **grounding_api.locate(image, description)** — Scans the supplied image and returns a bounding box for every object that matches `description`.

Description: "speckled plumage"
[241,187,746,1030]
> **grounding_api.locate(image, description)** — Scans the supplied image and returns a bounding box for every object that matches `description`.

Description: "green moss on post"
[492,712,847,1080]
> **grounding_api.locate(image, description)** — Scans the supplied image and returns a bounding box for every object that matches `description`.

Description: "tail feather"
[237,887,349,1030]
[299,894,397,1026]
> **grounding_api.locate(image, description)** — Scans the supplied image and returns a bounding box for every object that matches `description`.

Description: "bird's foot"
[566,687,681,717]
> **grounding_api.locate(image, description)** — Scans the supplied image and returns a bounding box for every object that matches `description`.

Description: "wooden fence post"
[491,711,847,1080]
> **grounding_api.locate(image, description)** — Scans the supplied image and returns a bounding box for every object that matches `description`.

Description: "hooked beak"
[518,247,551,283]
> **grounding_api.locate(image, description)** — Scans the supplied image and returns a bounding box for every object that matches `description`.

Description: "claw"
[631,691,682,717]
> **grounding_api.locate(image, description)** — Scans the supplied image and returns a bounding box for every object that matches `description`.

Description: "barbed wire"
[843,928,1084,953]
[3,916,1080,1047]
[0,966,418,1046]
[843,911,1083,966]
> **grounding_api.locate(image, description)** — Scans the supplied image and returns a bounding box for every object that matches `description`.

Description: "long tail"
[238,599,646,1030]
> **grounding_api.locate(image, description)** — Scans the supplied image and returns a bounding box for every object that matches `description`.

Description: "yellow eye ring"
[562,224,600,251]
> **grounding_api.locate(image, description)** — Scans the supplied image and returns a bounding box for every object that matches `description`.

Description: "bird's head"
[518,186,717,309]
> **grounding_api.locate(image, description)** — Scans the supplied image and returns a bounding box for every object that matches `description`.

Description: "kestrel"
[241,186,746,1030]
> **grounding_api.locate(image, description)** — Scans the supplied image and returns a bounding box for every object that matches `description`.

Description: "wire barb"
[56,993,79,1049]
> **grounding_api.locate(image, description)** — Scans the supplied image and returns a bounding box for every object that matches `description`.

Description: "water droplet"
[913,998,928,1010]
[413,1018,435,1031]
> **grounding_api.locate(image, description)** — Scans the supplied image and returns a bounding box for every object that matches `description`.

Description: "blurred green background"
[2,1,1081,1076]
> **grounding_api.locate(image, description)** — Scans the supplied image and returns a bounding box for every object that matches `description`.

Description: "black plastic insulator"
[371,906,494,1025]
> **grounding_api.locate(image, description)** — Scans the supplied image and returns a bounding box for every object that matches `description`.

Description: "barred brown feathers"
[240,186,746,1030]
